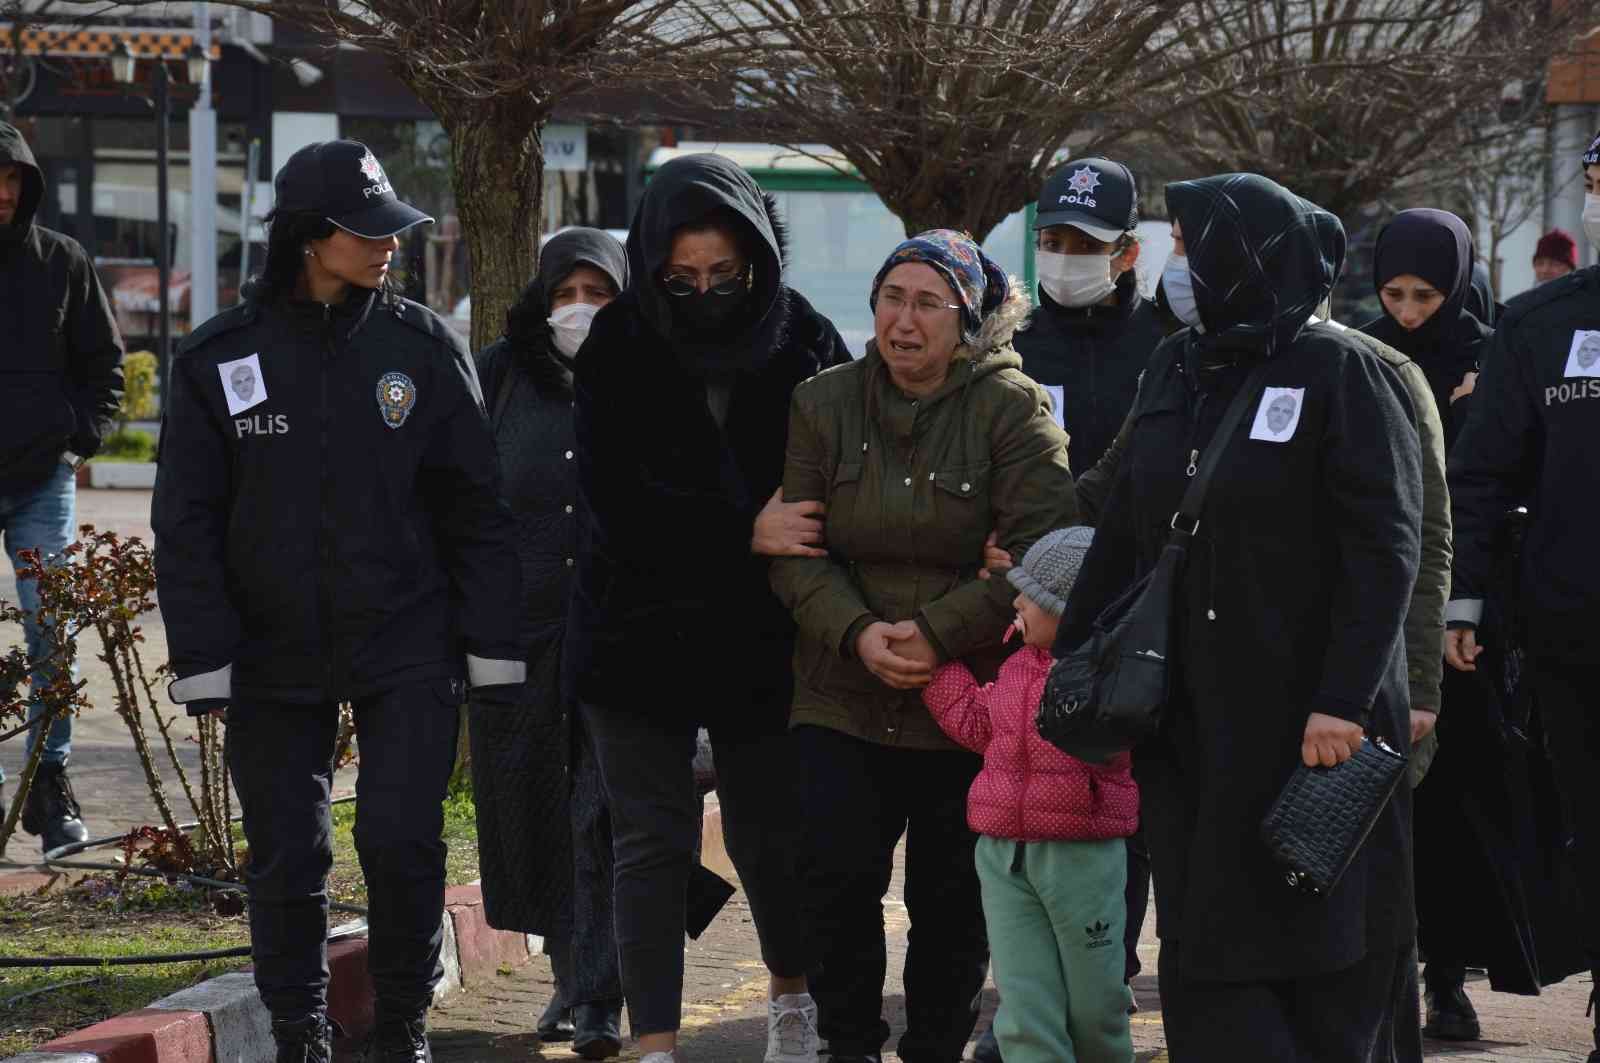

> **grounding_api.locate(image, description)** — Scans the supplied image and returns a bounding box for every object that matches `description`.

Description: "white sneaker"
[641,1053,677,1063]
[765,992,820,1063]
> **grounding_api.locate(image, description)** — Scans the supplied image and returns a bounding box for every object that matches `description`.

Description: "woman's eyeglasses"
[662,265,752,298]
[877,288,961,318]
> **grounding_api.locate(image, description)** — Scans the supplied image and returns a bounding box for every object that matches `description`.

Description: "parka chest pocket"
[928,463,992,538]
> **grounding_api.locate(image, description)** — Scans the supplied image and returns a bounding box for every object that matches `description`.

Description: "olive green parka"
[770,287,1077,750]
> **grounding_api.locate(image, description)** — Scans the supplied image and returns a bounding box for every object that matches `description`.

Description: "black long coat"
[1060,175,1423,983]
[467,335,588,939]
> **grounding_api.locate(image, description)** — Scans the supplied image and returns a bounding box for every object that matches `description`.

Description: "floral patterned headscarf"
[870,228,1011,343]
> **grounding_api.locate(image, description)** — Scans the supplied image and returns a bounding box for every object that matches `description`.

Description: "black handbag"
[1260,736,1408,896]
[1037,364,1268,762]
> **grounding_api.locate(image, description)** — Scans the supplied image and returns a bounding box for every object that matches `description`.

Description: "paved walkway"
[6,491,1599,1060]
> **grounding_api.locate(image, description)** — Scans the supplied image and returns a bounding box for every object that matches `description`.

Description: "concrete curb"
[6,884,532,1063]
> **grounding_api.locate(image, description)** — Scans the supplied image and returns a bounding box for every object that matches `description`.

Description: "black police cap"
[1034,157,1139,241]
[274,140,433,239]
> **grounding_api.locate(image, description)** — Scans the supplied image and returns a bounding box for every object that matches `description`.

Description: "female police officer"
[153,140,524,1063]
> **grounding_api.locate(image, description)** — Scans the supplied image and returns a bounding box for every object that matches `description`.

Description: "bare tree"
[1110,0,1590,221]
[698,0,1176,241]
[87,0,719,349]
[1452,104,1547,298]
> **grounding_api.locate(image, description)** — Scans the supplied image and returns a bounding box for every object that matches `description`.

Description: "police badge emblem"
[376,371,417,428]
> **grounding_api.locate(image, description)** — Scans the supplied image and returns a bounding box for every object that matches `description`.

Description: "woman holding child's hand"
[770,230,1075,1061]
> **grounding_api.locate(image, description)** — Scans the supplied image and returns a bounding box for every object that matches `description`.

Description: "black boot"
[1422,964,1480,1041]
[973,1024,1003,1063]
[573,1001,623,1060]
[272,1015,335,1063]
[368,1014,431,1062]
[536,993,574,1042]
[21,760,88,854]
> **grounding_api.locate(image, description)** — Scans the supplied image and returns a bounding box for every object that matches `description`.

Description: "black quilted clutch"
[1260,737,1407,896]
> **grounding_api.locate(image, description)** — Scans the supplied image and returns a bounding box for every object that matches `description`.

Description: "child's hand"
[976,530,1013,581]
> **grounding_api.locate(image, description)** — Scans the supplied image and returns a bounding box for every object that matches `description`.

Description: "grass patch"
[0,787,481,1056]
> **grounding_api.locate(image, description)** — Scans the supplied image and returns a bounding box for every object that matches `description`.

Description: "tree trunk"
[427,97,546,353]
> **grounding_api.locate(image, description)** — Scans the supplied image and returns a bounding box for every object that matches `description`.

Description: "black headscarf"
[1359,208,1487,429]
[1466,259,1498,328]
[1369,208,1473,357]
[626,153,785,375]
[503,227,627,381]
[1165,173,1345,365]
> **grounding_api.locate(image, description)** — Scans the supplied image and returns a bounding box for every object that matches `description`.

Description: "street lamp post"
[111,40,210,387]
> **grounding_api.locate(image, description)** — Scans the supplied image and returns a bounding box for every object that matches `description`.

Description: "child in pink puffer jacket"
[924,525,1137,1063]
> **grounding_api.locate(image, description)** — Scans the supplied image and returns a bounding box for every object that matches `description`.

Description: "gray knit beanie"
[1006,526,1095,617]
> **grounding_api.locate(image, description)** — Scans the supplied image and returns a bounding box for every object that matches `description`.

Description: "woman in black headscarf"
[1359,210,1585,1043]
[567,153,852,1063]
[1059,173,1423,1061]
[1360,209,1490,449]
[471,228,630,1055]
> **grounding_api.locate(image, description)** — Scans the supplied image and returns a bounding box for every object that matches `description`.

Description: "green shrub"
[121,350,159,425]
[99,427,156,462]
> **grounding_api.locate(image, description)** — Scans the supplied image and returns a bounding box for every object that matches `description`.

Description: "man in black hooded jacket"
[1446,130,1600,1063]
[0,121,123,852]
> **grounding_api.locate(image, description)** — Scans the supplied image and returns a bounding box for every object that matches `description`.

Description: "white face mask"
[1036,250,1116,308]
[1161,252,1202,327]
[1583,193,1600,254]
[548,302,600,359]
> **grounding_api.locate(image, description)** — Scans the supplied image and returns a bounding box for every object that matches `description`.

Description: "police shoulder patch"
[377,371,418,429]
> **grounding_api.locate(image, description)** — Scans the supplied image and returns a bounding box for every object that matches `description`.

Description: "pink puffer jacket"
[924,646,1138,842]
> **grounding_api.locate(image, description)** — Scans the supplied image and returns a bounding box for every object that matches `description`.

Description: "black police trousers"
[794,724,988,1063]
[226,679,461,1023]
[1530,631,1600,963]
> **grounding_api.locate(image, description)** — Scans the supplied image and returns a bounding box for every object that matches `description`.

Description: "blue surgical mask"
[1162,252,1201,328]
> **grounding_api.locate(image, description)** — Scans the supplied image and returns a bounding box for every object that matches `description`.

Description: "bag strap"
[1170,363,1270,542]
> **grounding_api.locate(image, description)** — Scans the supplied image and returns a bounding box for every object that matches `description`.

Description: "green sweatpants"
[976,834,1134,1063]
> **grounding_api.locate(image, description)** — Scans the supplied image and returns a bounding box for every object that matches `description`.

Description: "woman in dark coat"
[471,228,628,1055]
[1359,209,1585,1042]
[567,153,852,1063]
[1059,173,1424,1061]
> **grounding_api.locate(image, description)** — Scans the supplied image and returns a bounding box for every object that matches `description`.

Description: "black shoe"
[573,1002,623,1059]
[1422,968,1480,1042]
[973,1025,1003,1063]
[368,1015,432,1062]
[21,760,88,854]
[272,1015,335,1063]
[536,994,574,1042]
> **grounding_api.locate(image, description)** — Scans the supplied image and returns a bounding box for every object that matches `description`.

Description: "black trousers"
[582,701,813,1035]
[1530,640,1600,961]
[1159,944,1407,1063]
[795,725,988,1063]
[227,679,460,1023]
[1124,825,1151,981]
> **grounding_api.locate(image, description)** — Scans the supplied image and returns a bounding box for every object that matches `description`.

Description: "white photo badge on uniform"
[1249,386,1305,443]
[1564,330,1600,378]
[218,353,267,416]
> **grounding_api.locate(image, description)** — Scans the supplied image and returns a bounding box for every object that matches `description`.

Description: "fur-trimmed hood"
[959,276,1030,361]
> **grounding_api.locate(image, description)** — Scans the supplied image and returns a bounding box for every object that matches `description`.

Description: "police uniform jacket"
[152,286,525,708]
[1448,265,1600,630]
[1012,270,1165,476]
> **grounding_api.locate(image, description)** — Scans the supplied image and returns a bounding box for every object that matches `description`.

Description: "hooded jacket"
[1012,270,1165,476]
[771,286,1077,750]
[1059,173,1422,981]
[1359,208,1492,451]
[152,284,525,708]
[1448,264,1600,630]
[565,154,852,721]
[0,122,124,495]
[469,228,627,937]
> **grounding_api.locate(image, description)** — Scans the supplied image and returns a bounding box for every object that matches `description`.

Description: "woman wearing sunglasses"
[566,152,852,1063]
